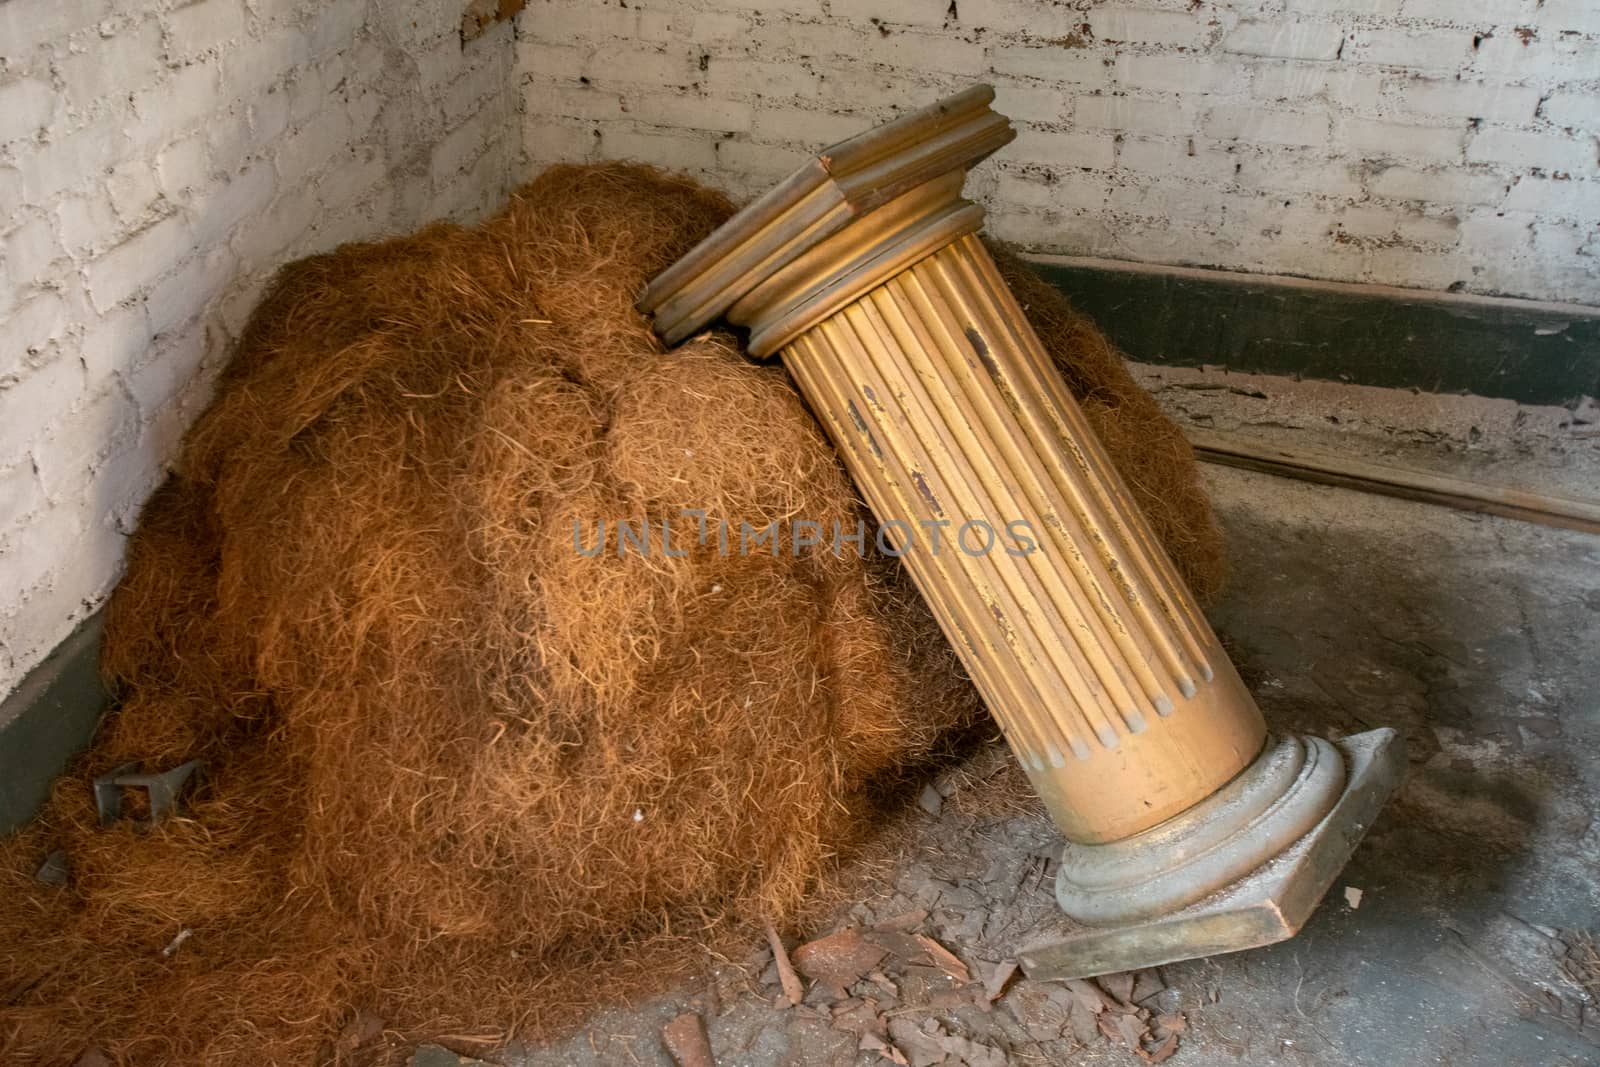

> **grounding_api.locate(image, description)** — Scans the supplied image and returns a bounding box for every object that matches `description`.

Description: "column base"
[1055,734,1347,924]
[1020,728,1404,982]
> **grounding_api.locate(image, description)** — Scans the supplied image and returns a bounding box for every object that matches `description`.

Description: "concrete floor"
[493,371,1600,1067]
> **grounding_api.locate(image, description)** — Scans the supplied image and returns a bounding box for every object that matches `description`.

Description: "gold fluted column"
[782,232,1262,843]
[641,85,1402,971]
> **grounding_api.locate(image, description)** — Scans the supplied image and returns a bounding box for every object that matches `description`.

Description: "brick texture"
[6,0,1599,701]
[515,0,1600,309]
[0,0,521,702]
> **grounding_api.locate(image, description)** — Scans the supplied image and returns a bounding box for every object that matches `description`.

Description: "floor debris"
[982,960,1018,1003]
[33,849,67,885]
[765,923,805,1008]
[912,933,970,983]
[408,1043,497,1067]
[747,904,1185,1064]
[1562,930,1600,1009]
[660,1012,714,1067]
[160,928,192,958]
[332,1010,386,1062]
[792,927,888,993]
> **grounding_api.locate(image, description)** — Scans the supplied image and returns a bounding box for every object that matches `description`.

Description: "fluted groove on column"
[925,237,1221,699]
[955,244,1221,680]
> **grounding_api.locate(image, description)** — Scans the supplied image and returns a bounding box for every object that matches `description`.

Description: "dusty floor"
[453,369,1600,1067]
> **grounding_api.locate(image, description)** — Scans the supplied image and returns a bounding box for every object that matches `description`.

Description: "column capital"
[637,84,1014,356]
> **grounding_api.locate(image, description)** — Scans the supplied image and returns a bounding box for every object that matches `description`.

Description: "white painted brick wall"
[515,0,1600,307]
[0,0,522,702]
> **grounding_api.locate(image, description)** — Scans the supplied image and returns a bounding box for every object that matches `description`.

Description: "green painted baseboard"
[0,613,110,835]
[1024,255,1600,407]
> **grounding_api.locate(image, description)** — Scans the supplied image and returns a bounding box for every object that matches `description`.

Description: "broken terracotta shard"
[766,923,805,1007]
[661,1012,715,1067]
[640,84,1402,975]
[793,927,889,989]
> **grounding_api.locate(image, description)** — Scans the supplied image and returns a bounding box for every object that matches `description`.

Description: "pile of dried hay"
[0,163,1224,1065]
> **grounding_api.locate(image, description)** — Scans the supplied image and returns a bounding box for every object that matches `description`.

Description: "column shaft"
[781,234,1265,843]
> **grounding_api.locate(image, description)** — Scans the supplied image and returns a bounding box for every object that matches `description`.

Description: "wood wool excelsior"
[0,163,1224,1065]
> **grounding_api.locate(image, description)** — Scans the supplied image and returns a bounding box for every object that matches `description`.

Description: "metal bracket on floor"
[93,759,201,827]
